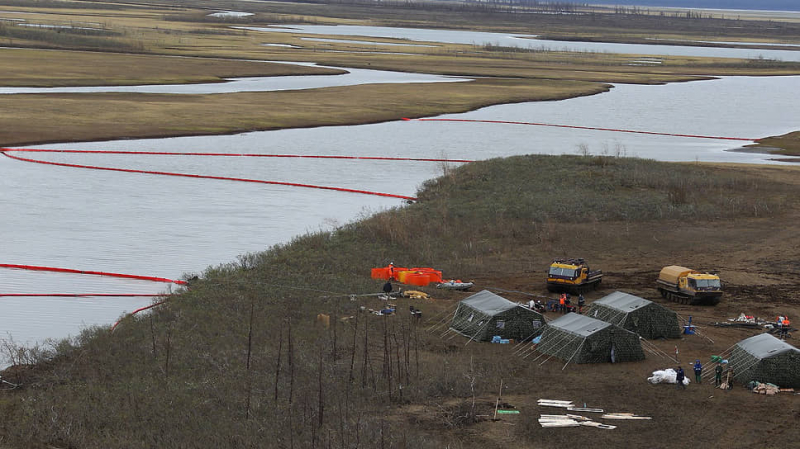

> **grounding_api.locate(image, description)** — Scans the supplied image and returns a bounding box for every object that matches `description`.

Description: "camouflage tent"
[449,290,545,342]
[729,333,800,388]
[536,313,645,364]
[586,291,681,339]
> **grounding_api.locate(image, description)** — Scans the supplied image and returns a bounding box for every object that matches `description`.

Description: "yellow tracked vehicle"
[546,258,602,294]
[656,265,722,305]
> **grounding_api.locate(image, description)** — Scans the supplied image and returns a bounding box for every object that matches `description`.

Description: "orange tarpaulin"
[371,265,442,286]
[371,265,408,280]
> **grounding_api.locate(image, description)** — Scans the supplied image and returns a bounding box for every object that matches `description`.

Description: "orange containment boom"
[371,265,408,280]
[0,263,187,285]
[371,265,442,286]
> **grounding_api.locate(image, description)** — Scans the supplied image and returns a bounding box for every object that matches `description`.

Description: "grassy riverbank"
[2,155,800,448]
[0,78,608,146]
[752,131,800,157]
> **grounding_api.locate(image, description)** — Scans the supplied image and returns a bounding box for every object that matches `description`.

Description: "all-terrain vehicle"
[546,258,602,294]
[656,265,722,305]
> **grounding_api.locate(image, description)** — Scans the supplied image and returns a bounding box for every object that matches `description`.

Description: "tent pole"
[562,340,585,371]
[493,379,504,420]
[465,320,492,346]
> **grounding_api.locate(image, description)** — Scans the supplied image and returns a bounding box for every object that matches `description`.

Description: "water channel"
[241,24,800,61]
[2,26,800,354]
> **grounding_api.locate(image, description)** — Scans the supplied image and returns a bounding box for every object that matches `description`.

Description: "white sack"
[648,368,690,385]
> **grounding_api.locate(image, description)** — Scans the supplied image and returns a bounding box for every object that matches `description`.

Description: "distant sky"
[575,1,800,12]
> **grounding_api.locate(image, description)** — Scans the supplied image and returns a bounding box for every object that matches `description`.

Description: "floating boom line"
[0,263,187,285]
[403,118,758,142]
[0,150,418,201]
[2,148,474,164]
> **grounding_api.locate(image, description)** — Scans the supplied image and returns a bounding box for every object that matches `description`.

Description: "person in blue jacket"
[693,360,703,384]
[675,367,686,390]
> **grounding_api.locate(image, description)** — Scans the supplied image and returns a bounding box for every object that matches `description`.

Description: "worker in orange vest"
[781,317,791,339]
[559,293,566,314]
[388,262,395,281]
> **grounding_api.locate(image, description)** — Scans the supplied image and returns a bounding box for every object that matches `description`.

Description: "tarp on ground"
[586,291,681,339]
[729,333,800,388]
[449,290,545,342]
[536,313,645,364]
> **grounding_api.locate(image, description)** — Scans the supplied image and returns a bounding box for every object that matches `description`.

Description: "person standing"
[781,317,791,340]
[676,367,686,390]
[559,293,566,314]
[725,366,735,390]
[382,280,393,297]
[578,294,585,314]
[715,362,723,387]
[693,360,703,384]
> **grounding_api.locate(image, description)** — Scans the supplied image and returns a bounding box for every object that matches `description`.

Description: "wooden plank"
[565,414,592,421]
[539,421,580,428]
[568,407,604,413]
[601,414,652,420]
[538,400,575,408]
[580,422,617,430]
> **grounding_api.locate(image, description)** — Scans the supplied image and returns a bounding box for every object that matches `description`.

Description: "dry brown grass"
[751,131,800,157]
[0,78,608,146]
[0,48,341,87]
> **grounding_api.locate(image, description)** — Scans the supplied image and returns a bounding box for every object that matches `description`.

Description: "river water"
[0,64,466,94]
[240,24,800,61]
[1,28,800,356]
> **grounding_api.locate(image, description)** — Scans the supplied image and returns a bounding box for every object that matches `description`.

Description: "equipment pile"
[747,381,794,395]
[537,399,649,430]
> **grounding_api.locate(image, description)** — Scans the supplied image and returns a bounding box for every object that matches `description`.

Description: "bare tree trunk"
[346,310,359,427]
[288,316,295,405]
[164,324,172,379]
[274,325,283,403]
[383,318,392,400]
[392,332,402,401]
[348,310,359,383]
[404,320,411,385]
[149,315,158,359]
[318,344,324,429]
[414,318,420,381]
[331,310,337,361]
[361,314,369,388]
[245,296,255,420]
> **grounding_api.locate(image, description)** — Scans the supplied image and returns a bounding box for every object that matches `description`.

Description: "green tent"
[450,290,545,342]
[586,291,681,339]
[536,313,645,364]
[729,333,800,388]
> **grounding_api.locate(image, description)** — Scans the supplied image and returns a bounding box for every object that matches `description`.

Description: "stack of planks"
[538,399,574,408]
[539,414,616,429]
[601,413,652,420]
[538,398,649,428]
